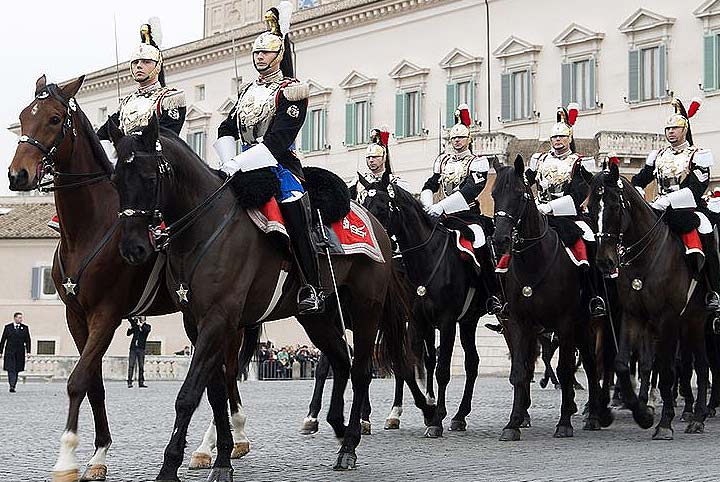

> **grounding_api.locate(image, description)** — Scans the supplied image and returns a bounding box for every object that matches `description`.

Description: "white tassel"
[277,1,293,38]
[148,17,163,47]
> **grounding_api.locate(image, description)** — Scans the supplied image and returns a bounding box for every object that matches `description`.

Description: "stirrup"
[298,285,325,314]
[705,291,720,312]
[713,315,720,335]
[486,296,504,316]
[589,296,606,318]
[484,323,504,334]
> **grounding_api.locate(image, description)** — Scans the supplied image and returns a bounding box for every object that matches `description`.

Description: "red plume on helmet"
[687,97,701,118]
[567,103,579,126]
[607,152,620,166]
[455,104,472,127]
[378,125,391,147]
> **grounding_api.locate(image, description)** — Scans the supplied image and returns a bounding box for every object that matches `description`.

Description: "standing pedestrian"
[0,312,31,392]
[127,317,151,388]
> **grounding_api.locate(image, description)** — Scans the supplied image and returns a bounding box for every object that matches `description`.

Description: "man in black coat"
[0,312,31,392]
[127,317,151,388]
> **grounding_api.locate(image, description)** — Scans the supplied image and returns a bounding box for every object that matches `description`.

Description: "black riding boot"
[478,246,507,328]
[279,194,325,314]
[585,242,607,318]
[700,233,720,313]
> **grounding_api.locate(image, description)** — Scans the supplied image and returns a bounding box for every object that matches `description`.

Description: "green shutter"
[588,58,596,110]
[561,62,572,107]
[704,34,717,91]
[469,79,476,123]
[345,103,355,147]
[301,116,310,153]
[308,110,316,151]
[395,93,405,138]
[417,91,424,136]
[446,83,456,128]
[524,68,532,120]
[658,44,667,98]
[628,49,640,103]
[31,267,41,300]
[500,73,511,122]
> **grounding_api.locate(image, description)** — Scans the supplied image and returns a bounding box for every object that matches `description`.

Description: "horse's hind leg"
[204,368,234,482]
[554,329,578,438]
[360,389,372,435]
[80,366,112,481]
[652,322,679,441]
[384,376,404,430]
[301,353,330,434]
[424,318,456,438]
[424,327,437,403]
[576,323,611,431]
[450,320,480,431]
[708,334,720,415]
[615,318,654,430]
[686,319,709,433]
[678,342,695,422]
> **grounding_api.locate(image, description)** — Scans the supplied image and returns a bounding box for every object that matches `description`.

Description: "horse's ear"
[357,173,370,189]
[491,155,502,172]
[107,117,123,145]
[35,74,47,94]
[59,75,85,99]
[513,154,524,177]
[608,161,620,182]
[380,169,390,187]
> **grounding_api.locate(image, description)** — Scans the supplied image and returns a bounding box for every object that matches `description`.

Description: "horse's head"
[110,115,168,265]
[587,161,629,275]
[359,171,395,229]
[491,155,532,254]
[8,74,85,190]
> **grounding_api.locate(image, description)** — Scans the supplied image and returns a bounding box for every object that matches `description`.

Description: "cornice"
[78,0,452,96]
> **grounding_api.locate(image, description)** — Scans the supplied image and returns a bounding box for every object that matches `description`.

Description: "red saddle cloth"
[454,232,481,269]
[495,239,589,272]
[247,198,385,263]
[681,230,704,256]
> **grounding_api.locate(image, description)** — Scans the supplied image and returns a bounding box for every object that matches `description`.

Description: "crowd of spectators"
[258,342,321,379]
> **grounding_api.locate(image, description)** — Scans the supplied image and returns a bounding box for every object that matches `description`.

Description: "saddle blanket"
[247,199,385,264]
[455,231,481,269]
[681,230,704,257]
[495,238,588,273]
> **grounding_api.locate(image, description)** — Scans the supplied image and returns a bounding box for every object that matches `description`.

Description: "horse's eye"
[50,115,61,125]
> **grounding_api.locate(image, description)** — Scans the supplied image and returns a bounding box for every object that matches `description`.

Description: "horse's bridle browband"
[494,188,549,254]
[18,84,108,191]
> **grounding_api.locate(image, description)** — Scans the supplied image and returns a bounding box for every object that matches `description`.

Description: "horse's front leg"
[686,315,709,434]
[383,375,405,430]
[576,321,612,431]
[652,321,679,440]
[615,316,654,429]
[80,366,112,481]
[204,367,234,482]
[450,319,480,431]
[554,327,578,438]
[499,318,533,441]
[424,318,456,438]
[301,353,330,435]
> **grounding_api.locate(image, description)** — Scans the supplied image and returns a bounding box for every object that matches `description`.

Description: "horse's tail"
[376,266,417,380]
[238,324,262,374]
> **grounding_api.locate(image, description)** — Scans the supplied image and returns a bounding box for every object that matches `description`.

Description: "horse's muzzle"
[8,169,31,191]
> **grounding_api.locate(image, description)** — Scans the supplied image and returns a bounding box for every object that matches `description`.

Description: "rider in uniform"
[49,19,185,232]
[350,127,410,202]
[213,3,325,314]
[631,98,720,315]
[526,104,606,318]
[419,103,504,316]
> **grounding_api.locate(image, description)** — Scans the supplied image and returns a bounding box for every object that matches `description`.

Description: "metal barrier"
[257,359,320,380]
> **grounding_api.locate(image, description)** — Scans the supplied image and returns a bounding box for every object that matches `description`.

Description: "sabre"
[231,35,240,96]
[113,14,121,102]
[316,209,353,365]
[438,107,443,156]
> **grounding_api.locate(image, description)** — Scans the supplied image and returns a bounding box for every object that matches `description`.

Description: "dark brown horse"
[588,163,709,438]
[7,75,251,482]
[108,116,414,479]
[491,156,611,441]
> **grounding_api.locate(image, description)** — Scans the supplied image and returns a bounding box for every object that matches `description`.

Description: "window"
[628,45,666,103]
[31,266,57,300]
[145,341,162,355]
[704,33,720,92]
[445,80,476,128]
[298,0,320,10]
[344,100,369,147]
[195,85,206,101]
[561,59,596,110]
[37,340,56,355]
[395,90,422,138]
[186,131,206,158]
[97,106,108,125]
[500,69,533,122]
[300,108,326,153]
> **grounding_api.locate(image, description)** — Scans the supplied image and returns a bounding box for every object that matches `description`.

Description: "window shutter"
[395,93,405,138]
[31,267,41,300]
[418,91,424,135]
[345,103,355,147]
[322,109,328,149]
[658,44,667,98]
[469,79,476,123]
[561,62,572,107]
[628,49,640,103]
[300,117,310,153]
[704,34,717,92]
[524,68,533,120]
[500,73,511,122]
[446,83,457,128]
[588,58,596,110]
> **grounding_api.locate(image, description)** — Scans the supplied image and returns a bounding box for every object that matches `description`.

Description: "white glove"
[537,203,553,215]
[100,140,118,167]
[635,186,646,198]
[420,189,434,208]
[213,136,237,166]
[426,203,444,218]
[650,195,671,211]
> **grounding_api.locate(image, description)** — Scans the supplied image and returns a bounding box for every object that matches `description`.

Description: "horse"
[360,172,494,437]
[6,75,251,482]
[108,115,423,478]
[588,161,709,438]
[491,156,611,441]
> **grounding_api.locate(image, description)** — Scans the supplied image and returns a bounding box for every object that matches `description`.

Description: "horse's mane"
[384,182,437,226]
[157,126,215,177]
[74,105,114,175]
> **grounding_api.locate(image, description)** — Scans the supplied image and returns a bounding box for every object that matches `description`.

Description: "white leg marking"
[194,420,217,456]
[53,430,80,471]
[386,406,403,420]
[230,406,249,444]
[86,444,110,466]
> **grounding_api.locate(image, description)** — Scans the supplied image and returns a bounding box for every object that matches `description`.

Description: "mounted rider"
[631,97,720,314]
[49,19,185,232]
[526,103,606,318]
[350,127,410,203]
[419,103,504,316]
[213,2,325,314]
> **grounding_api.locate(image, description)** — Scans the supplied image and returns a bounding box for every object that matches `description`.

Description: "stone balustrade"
[20,355,192,381]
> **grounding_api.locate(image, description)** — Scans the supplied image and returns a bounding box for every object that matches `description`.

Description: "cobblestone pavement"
[0,375,717,482]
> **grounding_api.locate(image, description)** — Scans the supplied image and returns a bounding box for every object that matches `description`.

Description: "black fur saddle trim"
[664,208,700,234]
[547,216,584,246]
[230,168,280,208]
[304,166,351,224]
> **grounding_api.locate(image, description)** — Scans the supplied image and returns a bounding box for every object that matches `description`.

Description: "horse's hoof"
[333,449,357,471]
[680,411,693,423]
[499,428,521,441]
[53,469,80,482]
[554,425,574,438]
[206,467,234,482]
[360,420,372,435]
[583,417,601,431]
[554,383,561,390]
[520,414,532,428]
[685,421,705,434]
[449,419,467,431]
[424,425,443,438]
[632,407,654,429]
[188,451,212,470]
[599,409,614,428]
[79,464,107,481]
[299,418,319,435]
[426,396,436,406]
[709,408,717,418]
[652,426,674,440]
[384,418,400,430]
[231,441,250,459]
[539,378,549,389]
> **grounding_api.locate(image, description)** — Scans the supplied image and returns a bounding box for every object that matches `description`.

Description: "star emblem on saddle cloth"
[62,278,77,296]
[176,284,189,303]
